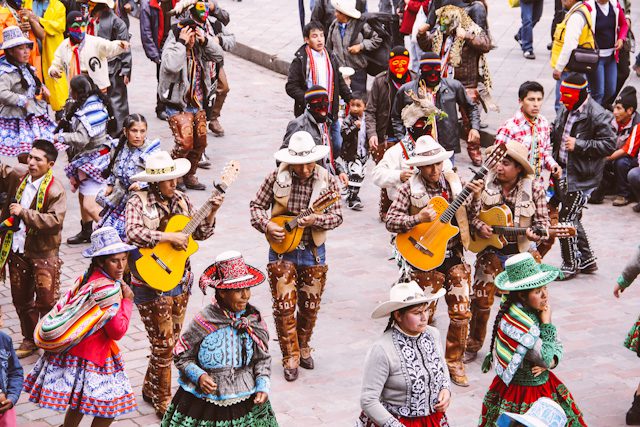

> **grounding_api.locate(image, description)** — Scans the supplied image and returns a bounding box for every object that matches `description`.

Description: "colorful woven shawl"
[75,94,109,138]
[482,303,540,386]
[34,275,122,353]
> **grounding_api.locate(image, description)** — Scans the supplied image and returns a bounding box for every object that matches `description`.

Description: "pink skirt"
[0,408,16,427]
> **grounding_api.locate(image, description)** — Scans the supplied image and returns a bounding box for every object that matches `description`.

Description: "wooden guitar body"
[136,214,199,292]
[467,205,512,253]
[396,196,460,271]
[267,215,305,254]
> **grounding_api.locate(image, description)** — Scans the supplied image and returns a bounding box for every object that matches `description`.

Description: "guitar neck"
[440,166,490,223]
[286,207,314,231]
[491,226,528,237]
[182,183,227,235]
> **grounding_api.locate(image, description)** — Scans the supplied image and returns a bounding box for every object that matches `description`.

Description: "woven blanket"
[34,277,122,353]
[75,95,109,138]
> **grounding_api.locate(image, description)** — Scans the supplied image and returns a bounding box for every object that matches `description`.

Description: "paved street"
[4,0,640,426]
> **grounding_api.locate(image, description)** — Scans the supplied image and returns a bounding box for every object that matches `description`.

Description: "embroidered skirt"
[625,314,640,355]
[23,352,136,418]
[0,116,61,157]
[161,387,279,427]
[478,372,586,426]
[64,149,110,185]
[357,411,449,426]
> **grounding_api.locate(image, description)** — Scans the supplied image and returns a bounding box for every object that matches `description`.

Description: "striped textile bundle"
[494,303,540,386]
[34,277,122,353]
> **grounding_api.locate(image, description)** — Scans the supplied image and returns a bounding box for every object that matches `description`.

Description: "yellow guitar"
[396,144,507,271]
[467,205,576,253]
[134,161,240,291]
[267,190,340,254]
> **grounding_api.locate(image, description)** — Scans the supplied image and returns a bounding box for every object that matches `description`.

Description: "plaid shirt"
[467,177,549,240]
[125,190,215,248]
[495,110,558,178]
[559,101,588,166]
[250,168,343,246]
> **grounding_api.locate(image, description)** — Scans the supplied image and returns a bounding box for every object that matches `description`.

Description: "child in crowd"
[337,94,368,210]
[0,326,23,427]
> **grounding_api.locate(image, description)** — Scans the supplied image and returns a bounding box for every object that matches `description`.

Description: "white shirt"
[306,49,330,92]
[11,175,44,254]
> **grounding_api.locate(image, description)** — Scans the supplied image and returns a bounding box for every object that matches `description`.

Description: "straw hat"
[0,26,33,50]
[487,141,534,175]
[495,253,560,292]
[274,131,330,165]
[405,136,453,167]
[371,281,445,319]
[199,251,266,294]
[497,397,567,427]
[331,0,361,19]
[82,227,137,258]
[131,151,190,183]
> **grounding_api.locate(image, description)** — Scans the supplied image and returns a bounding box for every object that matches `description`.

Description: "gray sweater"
[359,326,450,426]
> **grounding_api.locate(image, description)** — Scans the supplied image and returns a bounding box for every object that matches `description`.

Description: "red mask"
[559,82,587,111]
[389,55,410,80]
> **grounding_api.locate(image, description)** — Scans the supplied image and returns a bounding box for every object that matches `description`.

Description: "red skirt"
[357,411,449,427]
[479,372,587,426]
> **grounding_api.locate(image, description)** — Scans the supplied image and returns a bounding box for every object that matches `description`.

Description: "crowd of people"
[0,0,639,425]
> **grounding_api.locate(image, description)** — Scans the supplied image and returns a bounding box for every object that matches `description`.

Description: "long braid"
[5,50,42,94]
[383,315,394,333]
[101,114,147,179]
[481,295,514,373]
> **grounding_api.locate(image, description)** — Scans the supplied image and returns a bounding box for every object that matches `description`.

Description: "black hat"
[562,72,588,86]
[389,45,409,59]
[615,86,637,111]
[66,11,85,29]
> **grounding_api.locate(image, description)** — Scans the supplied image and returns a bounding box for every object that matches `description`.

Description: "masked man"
[391,52,481,165]
[250,131,343,382]
[385,136,477,387]
[48,11,129,92]
[367,46,417,220]
[551,73,615,279]
[158,0,223,190]
[283,85,338,175]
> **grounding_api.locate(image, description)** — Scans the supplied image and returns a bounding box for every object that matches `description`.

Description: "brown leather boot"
[411,269,445,324]
[168,112,195,156]
[208,67,228,137]
[183,111,208,190]
[445,264,472,387]
[208,119,224,136]
[297,265,328,370]
[267,261,300,381]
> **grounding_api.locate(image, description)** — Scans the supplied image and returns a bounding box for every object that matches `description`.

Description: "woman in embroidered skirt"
[96,114,160,238]
[161,251,279,427]
[478,253,586,426]
[55,74,114,245]
[24,226,137,426]
[614,244,640,424]
[0,26,58,163]
[357,281,451,427]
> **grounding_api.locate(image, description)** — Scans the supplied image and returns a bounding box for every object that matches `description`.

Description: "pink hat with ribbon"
[199,251,265,294]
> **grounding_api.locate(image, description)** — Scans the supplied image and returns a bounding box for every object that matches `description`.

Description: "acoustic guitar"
[467,204,576,253]
[395,144,507,271]
[134,161,240,292]
[267,190,340,254]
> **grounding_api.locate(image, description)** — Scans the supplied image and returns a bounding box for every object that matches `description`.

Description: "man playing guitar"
[385,136,478,387]
[464,141,550,364]
[124,151,224,417]
[250,131,343,382]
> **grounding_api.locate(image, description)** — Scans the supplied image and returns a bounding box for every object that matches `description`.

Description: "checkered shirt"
[559,101,588,166]
[250,168,343,246]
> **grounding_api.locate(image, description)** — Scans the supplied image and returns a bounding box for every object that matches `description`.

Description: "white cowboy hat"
[131,151,190,183]
[82,227,137,258]
[331,0,361,19]
[91,0,115,8]
[0,26,33,51]
[339,66,355,78]
[497,397,567,427]
[274,131,330,165]
[405,135,453,167]
[371,281,446,319]
[486,141,534,175]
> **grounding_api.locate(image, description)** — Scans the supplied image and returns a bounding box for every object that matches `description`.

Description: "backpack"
[350,12,398,77]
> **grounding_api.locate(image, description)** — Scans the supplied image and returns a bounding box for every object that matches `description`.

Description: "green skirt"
[624,314,640,355]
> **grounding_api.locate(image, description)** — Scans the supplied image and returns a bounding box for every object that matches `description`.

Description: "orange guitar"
[396,144,508,271]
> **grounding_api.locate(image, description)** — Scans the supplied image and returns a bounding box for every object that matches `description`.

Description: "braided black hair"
[65,75,116,128]
[5,47,42,95]
[101,113,148,179]
[79,255,108,287]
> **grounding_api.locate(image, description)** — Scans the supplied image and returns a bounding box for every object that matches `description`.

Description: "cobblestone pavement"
[7,2,640,426]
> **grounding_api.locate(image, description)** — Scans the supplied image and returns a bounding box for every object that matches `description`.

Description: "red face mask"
[389,55,410,79]
[420,64,442,87]
[559,84,584,111]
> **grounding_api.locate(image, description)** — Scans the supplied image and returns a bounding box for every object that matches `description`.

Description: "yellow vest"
[550,3,595,70]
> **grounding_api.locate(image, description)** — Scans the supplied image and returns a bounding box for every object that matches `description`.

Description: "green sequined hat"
[495,253,560,292]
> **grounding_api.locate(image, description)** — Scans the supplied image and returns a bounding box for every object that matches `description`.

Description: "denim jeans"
[268,244,326,267]
[330,119,343,157]
[614,156,639,198]
[165,105,199,117]
[588,55,617,105]
[518,0,544,52]
[132,281,186,305]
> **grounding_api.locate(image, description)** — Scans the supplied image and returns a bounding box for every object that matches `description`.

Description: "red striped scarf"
[306,46,334,110]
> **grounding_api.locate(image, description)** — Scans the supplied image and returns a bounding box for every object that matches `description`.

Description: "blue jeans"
[268,244,326,267]
[330,119,343,158]
[132,281,187,305]
[614,156,639,198]
[518,0,543,52]
[588,55,617,105]
[165,105,199,117]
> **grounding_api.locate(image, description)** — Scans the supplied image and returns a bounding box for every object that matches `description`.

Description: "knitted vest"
[407,170,471,249]
[271,164,330,247]
[480,173,535,253]
[131,190,190,232]
[551,3,595,70]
